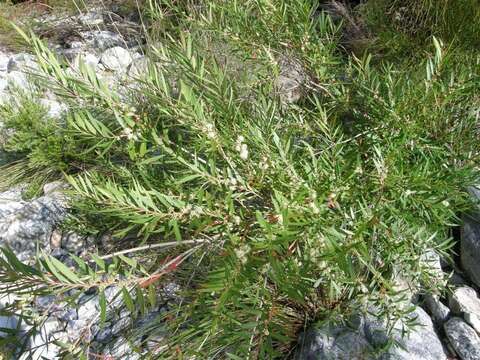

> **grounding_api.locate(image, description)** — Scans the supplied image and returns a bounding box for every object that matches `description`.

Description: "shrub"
[0,0,479,358]
[359,0,480,60]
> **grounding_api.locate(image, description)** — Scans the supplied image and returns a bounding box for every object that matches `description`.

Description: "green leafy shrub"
[359,0,480,60]
[0,0,479,358]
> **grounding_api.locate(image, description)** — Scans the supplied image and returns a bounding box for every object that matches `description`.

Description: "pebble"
[101,46,133,72]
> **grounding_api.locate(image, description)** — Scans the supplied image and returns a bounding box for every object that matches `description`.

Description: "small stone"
[296,319,373,360]
[79,11,104,26]
[43,181,66,195]
[0,191,65,261]
[424,294,450,325]
[50,230,62,249]
[77,294,99,321]
[91,31,124,51]
[69,41,85,49]
[445,317,480,360]
[275,56,307,104]
[50,248,68,260]
[101,47,133,72]
[57,308,78,322]
[364,306,447,360]
[449,286,480,333]
[61,232,85,253]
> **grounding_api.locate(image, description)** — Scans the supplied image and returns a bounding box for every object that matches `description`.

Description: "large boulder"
[0,188,66,261]
[296,306,447,360]
[296,316,373,360]
[461,186,480,288]
[445,317,480,360]
[449,286,480,334]
[424,294,450,326]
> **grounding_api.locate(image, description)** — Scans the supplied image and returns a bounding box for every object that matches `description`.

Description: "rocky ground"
[295,188,480,360]
[1,5,480,360]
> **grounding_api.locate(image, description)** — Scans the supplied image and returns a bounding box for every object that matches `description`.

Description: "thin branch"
[100,238,210,260]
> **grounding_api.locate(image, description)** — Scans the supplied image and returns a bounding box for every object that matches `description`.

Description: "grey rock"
[57,308,78,322]
[65,319,88,342]
[372,307,447,360]
[21,318,62,360]
[449,272,469,288]
[0,315,18,337]
[0,76,8,92]
[90,31,125,51]
[161,282,181,300]
[61,232,85,253]
[107,337,141,360]
[296,320,372,360]
[424,294,450,325]
[146,334,166,353]
[275,56,308,104]
[101,46,133,72]
[43,181,66,196]
[77,294,99,321]
[461,186,480,287]
[450,286,480,334]
[445,317,480,360]
[296,307,447,360]
[95,325,113,343]
[0,53,10,72]
[7,53,37,73]
[34,295,57,313]
[420,249,444,283]
[128,56,149,78]
[112,315,131,335]
[40,98,66,119]
[71,51,100,70]
[6,70,29,91]
[79,11,104,26]
[0,190,66,260]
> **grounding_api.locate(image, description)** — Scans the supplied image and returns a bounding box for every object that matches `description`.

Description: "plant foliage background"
[0,0,479,358]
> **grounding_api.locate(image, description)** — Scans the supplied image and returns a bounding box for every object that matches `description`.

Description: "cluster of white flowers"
[259,155,270,170]
[116,127,140,141]
[234,244,251,265]
[235,135,249,160]
[309,201,320,214]
[205,123,216,139]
